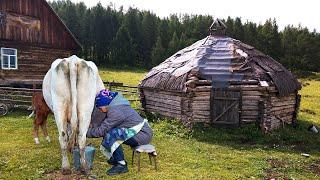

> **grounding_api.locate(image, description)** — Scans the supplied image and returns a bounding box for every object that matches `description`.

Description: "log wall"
[235,85,264,124]
[0,42,71,82]
[141,89,189,121]
[0,0,79,50]
[140,80,300,132]
[262,92,298,131]
[189,84,265,125]
[190,91,211,123]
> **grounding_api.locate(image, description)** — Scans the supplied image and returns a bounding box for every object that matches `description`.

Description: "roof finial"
[209,18,227,36]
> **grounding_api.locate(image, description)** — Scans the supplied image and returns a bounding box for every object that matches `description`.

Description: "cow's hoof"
[61,168,72,175]
[88,174,98,180]
[80,167,90,175]
[34,138,40,144]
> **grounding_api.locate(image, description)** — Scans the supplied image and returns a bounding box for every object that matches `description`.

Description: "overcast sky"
[65,0,320,32]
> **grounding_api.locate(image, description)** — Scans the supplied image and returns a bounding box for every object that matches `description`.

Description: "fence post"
[108,81,112,91]
[32,82,36,93]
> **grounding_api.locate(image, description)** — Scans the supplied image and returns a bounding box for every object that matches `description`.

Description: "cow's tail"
[28,94,36,119]
[28,110,35,119]
[68,59,78,150]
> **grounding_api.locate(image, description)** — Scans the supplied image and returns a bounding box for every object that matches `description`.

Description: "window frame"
[1,47,18,70]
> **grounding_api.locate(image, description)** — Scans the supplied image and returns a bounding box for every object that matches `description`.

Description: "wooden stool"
[132,144,157,172]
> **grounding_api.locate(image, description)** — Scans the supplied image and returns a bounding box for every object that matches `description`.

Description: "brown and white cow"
[30,92,52,144]
[42,55,104,174]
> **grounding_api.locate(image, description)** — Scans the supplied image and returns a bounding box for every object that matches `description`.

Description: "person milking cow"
[86,89,153,175]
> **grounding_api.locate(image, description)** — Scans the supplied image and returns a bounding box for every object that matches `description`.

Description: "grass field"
[98,67,147,86]
[0,69,320,179]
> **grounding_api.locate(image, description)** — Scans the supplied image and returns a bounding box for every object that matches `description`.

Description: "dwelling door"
[210,89,241,126]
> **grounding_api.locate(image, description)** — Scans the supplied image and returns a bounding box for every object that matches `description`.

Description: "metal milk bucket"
[73,145,95,170]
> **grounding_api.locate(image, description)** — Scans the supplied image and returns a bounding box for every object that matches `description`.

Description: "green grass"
[98,67,147,86]
[0,70,320,179]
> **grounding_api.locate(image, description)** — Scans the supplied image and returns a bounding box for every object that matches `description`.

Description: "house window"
[1,48,18,70]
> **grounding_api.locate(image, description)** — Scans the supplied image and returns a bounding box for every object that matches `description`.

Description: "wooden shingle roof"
[140,35,301,96]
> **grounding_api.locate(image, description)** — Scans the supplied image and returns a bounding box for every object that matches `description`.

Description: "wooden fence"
[104,81,142,110]
[0,81,141,116]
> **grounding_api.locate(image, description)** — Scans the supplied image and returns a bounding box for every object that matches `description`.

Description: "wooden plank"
[270,96,296,101]
[271,108,295,115]
[145,100,183,108]
[145,98,181,106]
[192,96,210,101]
[191,101,210,106]
[0,98,30,104]
[242,111,259,116]
[241,105,259,111]
[0,87,41,91]
[211,90,240,125]
[241,115,259,119]
[292,94,301,125]
[242,101,259,106]
[192,106,210,111]
[193,110,211,116]
[242,91,263,96]
[192,118,211,123]
[145,95,182,102]
[0,94,32,98]
[213,97,239,101]
[210,88,214,124]
[241,119,257,123]
[212,121,239,125]
[271,101,296,107]
[193,114,210,119]
[146,107,182,119]
[271,106,295,111]
[213,101,238,122]
[143,90,185,97]
[146,104,181,113]
[145,103,181,111]
[194,92,211,96]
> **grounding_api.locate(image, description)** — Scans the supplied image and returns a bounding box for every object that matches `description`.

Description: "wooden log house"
[139,20,301,132]
[0,0,81,87]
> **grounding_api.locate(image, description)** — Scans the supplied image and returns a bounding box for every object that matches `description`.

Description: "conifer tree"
[151,36,166,67]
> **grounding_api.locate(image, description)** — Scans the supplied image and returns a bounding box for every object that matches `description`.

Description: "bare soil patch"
[44,170,97,180]
[309,159,320,176]
[264,158,290,180]
[267,158,288,168]
[264,169,283,180]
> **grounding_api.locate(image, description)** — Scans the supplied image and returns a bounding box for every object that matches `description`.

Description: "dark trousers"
[112,137,139,162]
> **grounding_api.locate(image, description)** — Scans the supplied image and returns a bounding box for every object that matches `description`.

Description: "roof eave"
[43,0,82,50]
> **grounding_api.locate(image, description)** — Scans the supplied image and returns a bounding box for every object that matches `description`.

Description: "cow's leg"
[41,119,51,143]
[54,111,71,175]
[51,59,73,174]
[68,113,78,152]
[33,120,40,144]
[78,113,91,174]
[75,60,97,174]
